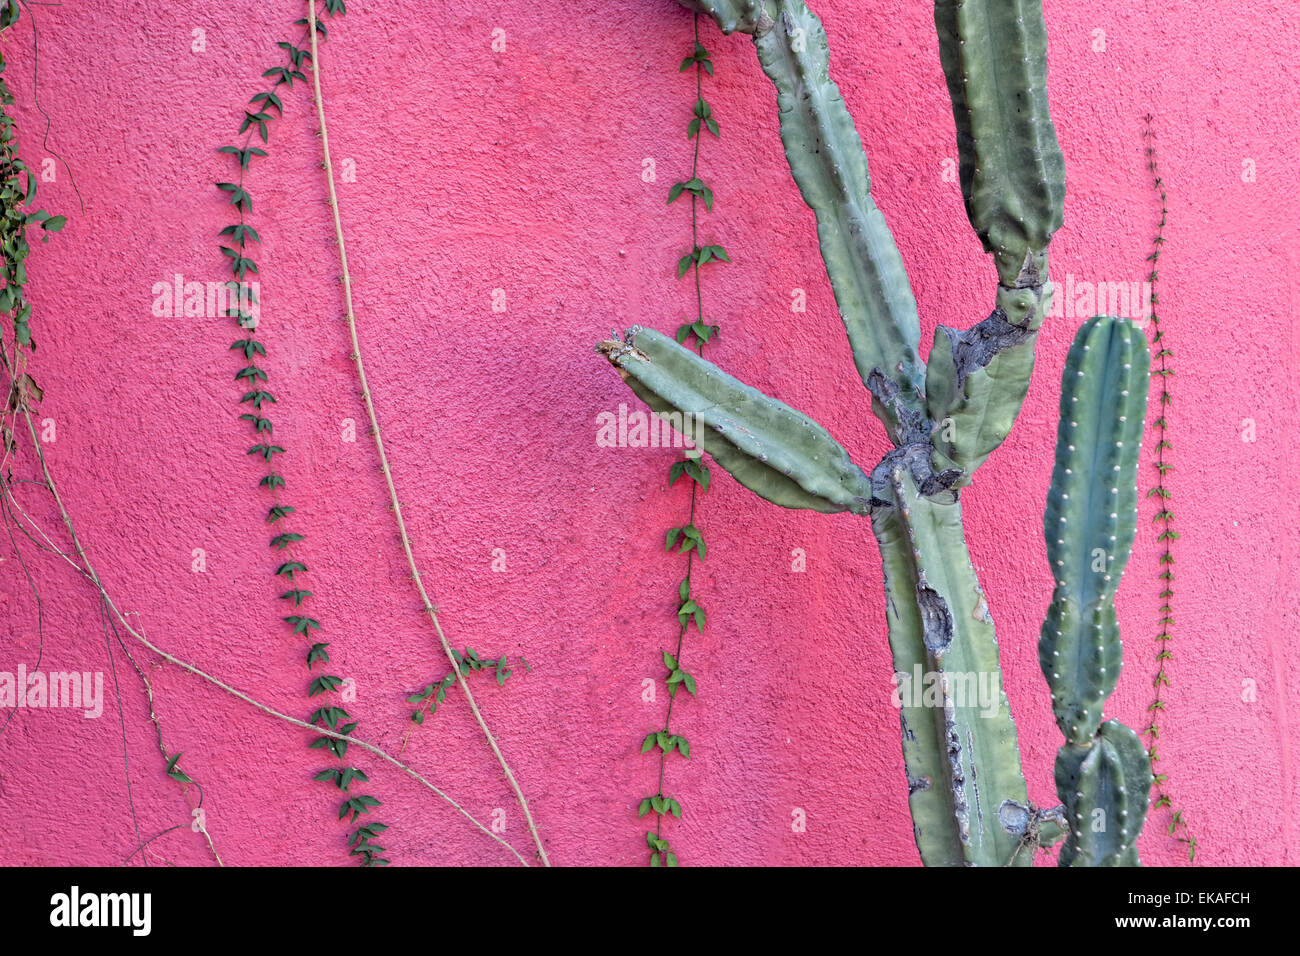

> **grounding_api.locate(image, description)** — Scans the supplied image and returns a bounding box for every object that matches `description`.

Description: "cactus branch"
[935,0,1066,286]
[754,0,927,443]
[599,326,875,515]
[873,461,1031,865]
[1040,315,1154,865]
[676,0,775,36]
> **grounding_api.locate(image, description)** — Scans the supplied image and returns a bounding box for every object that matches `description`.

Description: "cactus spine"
[597,0,1151,864]
[1041,315,1154,865]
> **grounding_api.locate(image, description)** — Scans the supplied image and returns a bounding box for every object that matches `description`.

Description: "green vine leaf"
[280,588,313,606]
[216,182,253,212]
[275,560,307,580]
[164,752,193,784]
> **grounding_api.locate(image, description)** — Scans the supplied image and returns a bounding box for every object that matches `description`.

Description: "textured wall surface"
[0,0,1295,866]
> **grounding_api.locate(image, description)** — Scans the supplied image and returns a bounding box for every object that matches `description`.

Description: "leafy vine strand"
[217,0,394,865]
[0,1,221,866]
[638,14,727,867]
[1141,113,1196,863]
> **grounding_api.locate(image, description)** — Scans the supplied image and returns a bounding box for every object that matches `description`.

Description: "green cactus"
[594,0,1152,864]
[598,328,874,515]
[1041,315,1154,865]
[677,0,775,35]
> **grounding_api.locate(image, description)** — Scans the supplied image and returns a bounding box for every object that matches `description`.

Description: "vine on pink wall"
[302,1,549,864]
[208,0,550,866]
[637,14,727,867]
[0,1,538,867]
[1141,114,1197,863]
[216,0,393,866]
[0,2,224,866]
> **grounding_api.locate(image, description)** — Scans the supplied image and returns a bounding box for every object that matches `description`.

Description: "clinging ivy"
[1141,114,1196,863]
[215,0,391,866]
[637,15,726,868]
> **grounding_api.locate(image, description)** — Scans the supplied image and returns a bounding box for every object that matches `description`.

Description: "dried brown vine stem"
[304,4,549,866]
[0,377,528,865]
[113,618,223,865]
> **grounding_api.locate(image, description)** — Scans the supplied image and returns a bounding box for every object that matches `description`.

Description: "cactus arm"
[1056,722,1153,867]
[924,284,1053,481]
[598,326,874,515]
[752,1,927,443]
[873,461,1031,866]
[1040,315,1153,865]
[925,0,1067,482]
[675,0,775,35]
[1040,316,1149,744]
[935,0,1066,286]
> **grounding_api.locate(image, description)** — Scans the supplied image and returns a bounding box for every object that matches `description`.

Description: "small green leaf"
[164,752,193,784]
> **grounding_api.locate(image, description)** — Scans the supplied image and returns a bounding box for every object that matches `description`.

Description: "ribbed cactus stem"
[872,460,1033,865]
[935,0,1066,287]
[752,0,927,444]
[598,327,874,515]
[925,0,1066,485]
[1040,315,1153,866]
[676,0,774,35]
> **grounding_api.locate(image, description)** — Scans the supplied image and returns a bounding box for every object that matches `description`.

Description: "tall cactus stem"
[1040,315,1154,866]
[872,461,1032,865]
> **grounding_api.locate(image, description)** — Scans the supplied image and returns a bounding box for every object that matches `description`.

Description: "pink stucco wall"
[0,0,1295,866]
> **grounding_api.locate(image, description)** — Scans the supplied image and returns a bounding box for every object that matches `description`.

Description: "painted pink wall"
[0,0,1295,866]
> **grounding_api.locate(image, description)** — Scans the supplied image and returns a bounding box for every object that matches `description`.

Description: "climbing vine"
[216,0,391,866]
[407,647,522,726]
[0,2,523,865]
[1141,113,1196,863]
[0,1,223,865]
[0,5,63,353]
[637,15,726,867]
